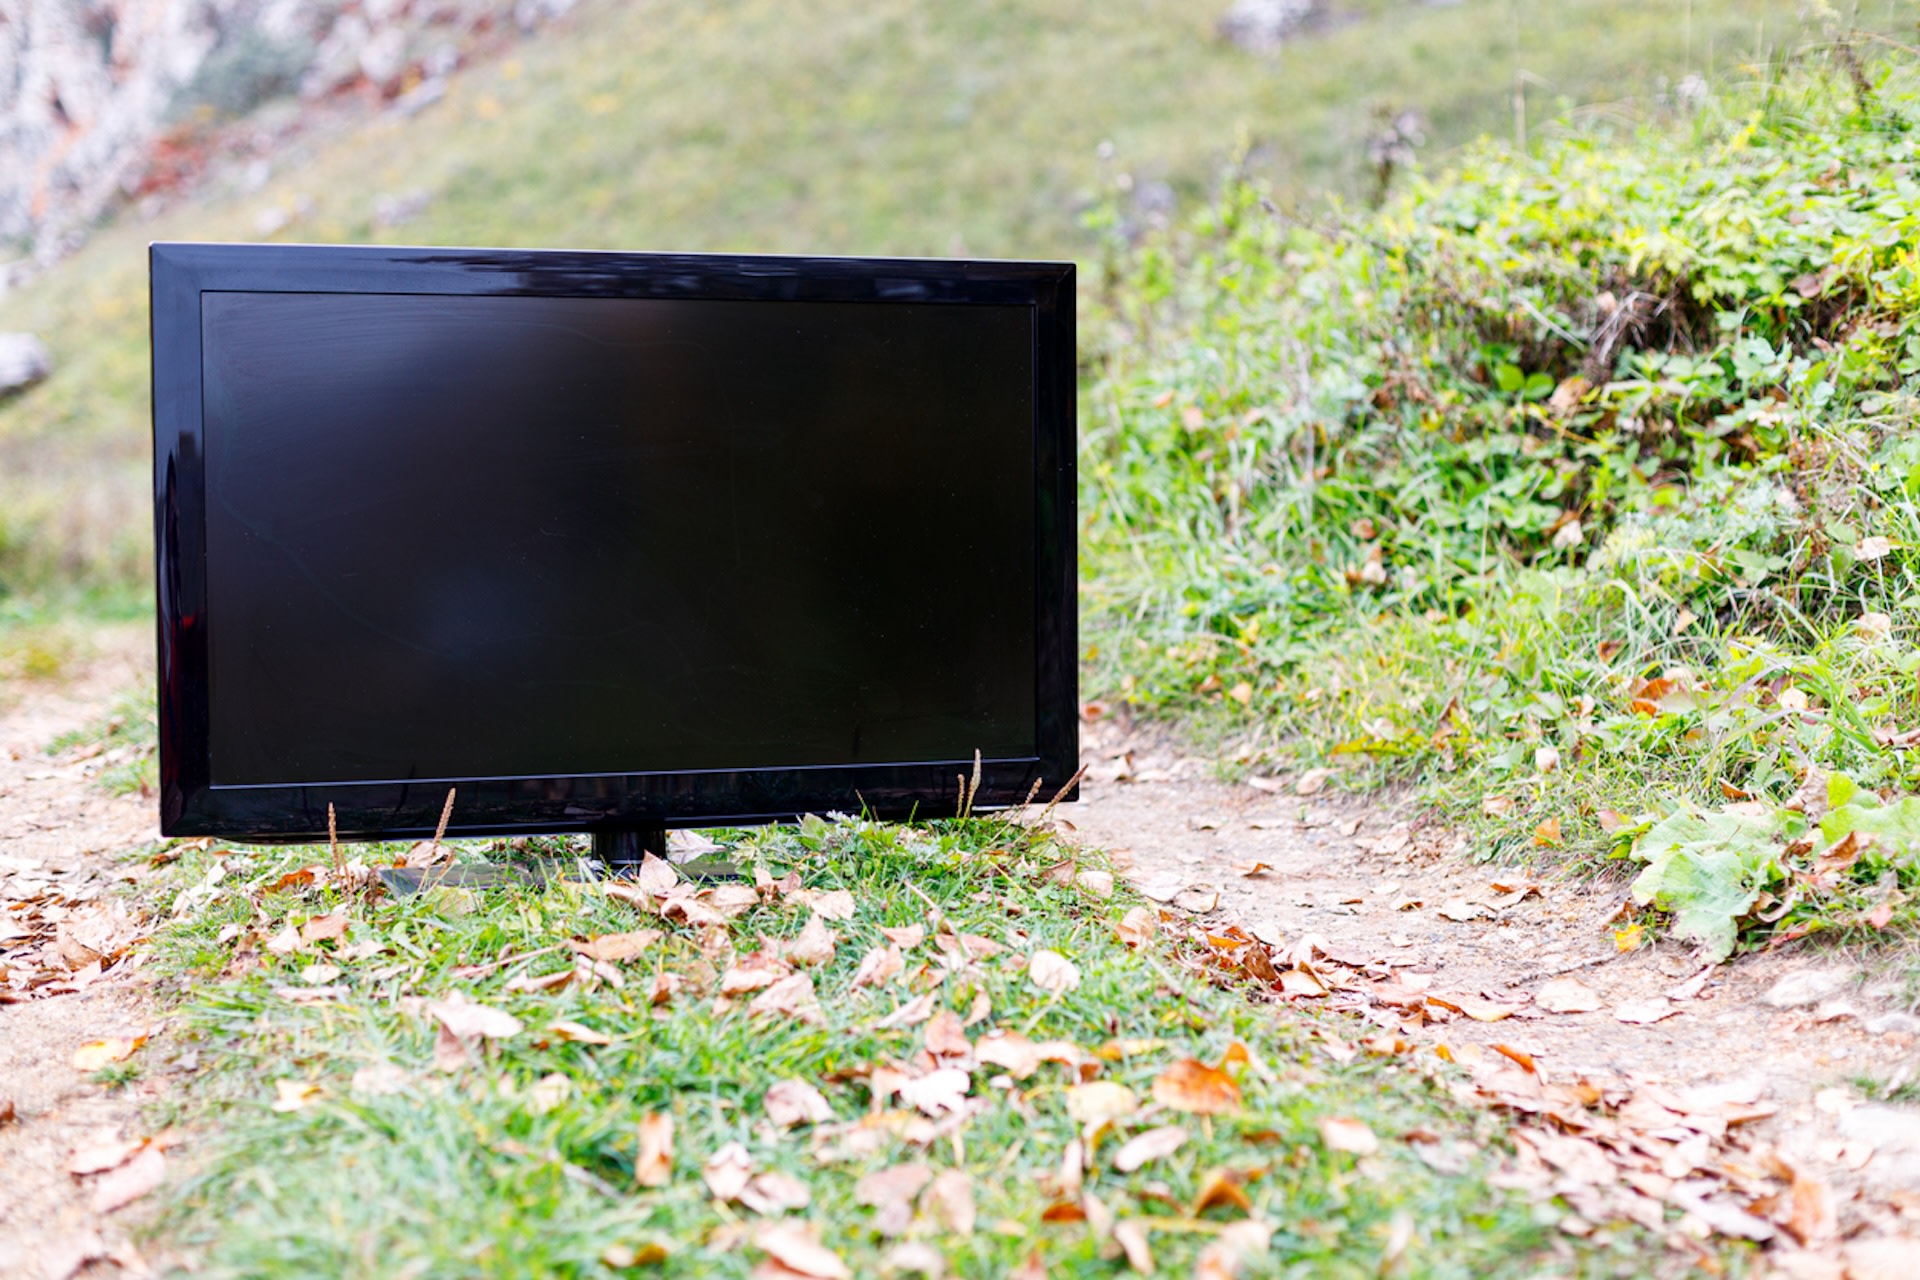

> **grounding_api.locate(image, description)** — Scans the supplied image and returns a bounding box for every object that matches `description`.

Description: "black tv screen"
[152,244,1076,847]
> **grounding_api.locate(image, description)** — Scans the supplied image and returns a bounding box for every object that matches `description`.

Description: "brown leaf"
[763,1078,834,1128]
[1151,1060,1241,1115]
[634,853,679,894]
[784,914,837,967]
[570,929,662,963]
[1318,1116,1379,1155]
[704,1141,755,1201]
[300,914,349,945]
[1295,767,1332,796]
[923,1169,975,1236]
[1009,1250,1048,1280]
[1194,1220,1274,1279]
[748,972,824,1025]
[752,1223,850,1279]
[1231,861,1271,877]
[1028,949,1081,995]
[72,1035,147,1072]
[432,1022,471,1072]
[635,1112,674,1187]
[68,1136,146,1176]
[854,1160,933,1207]
[1613,997,1679,1024]
[899,1068,971,1117]
[1784,1161,1838,1245]
[875,993,936,1029]
[720,952,794,996]
[739,1172,812,1215]
[806,889,857,922]
[424,992,524,1040]
[1532,818,1562,847]
[1115,907,1158,948]
[1191,1167,1253,1215]
[547,1020,613,1046]
[90,1147,165,1213]
[1112,1219,1154,1272]
[1535,976,1603,1014]
[1111,1125,1188,1174]
[852,945,905,988]
[922,1010,971,1059]
[976,1032,1080,1081]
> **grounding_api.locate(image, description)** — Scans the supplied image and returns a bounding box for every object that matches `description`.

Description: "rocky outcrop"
[0,330,50,393]
[0,0,574,289]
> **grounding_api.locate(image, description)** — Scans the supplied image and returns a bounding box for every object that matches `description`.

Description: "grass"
[1079,32,1920,958]
[0,0,1875,612]
[137,816,1711,1278]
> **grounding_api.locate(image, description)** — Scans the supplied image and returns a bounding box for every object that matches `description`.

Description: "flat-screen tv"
[151,243,1076,860]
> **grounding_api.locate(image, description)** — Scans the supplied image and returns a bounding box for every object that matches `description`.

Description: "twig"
[327,803,341,875]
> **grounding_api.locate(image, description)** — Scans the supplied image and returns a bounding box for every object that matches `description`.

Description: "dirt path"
[1068,714,1920,1275]
[1,632,164,1280]
[7,655,1920,1275]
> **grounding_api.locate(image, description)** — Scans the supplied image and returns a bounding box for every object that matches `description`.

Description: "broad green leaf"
[1629,806,1796,961]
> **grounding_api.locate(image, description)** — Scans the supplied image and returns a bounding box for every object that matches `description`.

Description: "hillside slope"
[0,0,1860,614]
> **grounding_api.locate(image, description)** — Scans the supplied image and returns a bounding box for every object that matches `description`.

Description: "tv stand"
[592,825,667,870]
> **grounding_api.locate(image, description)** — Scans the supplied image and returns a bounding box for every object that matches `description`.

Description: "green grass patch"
[140,818,1694,1277]
[1081,33,1920,955]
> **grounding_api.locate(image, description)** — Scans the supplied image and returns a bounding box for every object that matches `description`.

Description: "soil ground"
[3,655,1919,1275]
[1,632,163,1280]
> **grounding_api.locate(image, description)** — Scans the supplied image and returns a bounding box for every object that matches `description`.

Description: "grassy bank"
[1083,34,1920,959]
[130,819,1691,1277]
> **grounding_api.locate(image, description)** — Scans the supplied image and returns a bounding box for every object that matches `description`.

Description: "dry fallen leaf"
[764,1078,834,1128]
[923,1009,971,1059]
[703,1141,755,1201]
[1295,767,1332,796]
[784,914,837,967]
[1191,1167,1253,1215]
[635,1112,674,1187]
[854,1160,933,1208]
[1231,861,1271,877]
[752,1222,850,1279]
[1111,1125,1187,1173]
[1115,907,1157,949]
[271,1080,324,1112]
[300,913,349,945]
[1535,976,1604,1014]
[72,1035,147,1072]
[1613,997,1680,1025]
[528,1072,570,1115]
[852,945,905,989]
[68,1137,146,1176]
[1027,949,1081,995]
[548,1020,613,1046]
[570,929,662,963]
[423,992,524,1041]
[748,973,825,1025]
[1112,1220,1154,1273]
[739,1171,812,1215]
[90,1147,166,1214]
[976,1032,1080,1081]
[807,889,857,922]
[923,1169,976,1236]
[1151,1059,1241,1115]
[1319,1116,1379,1155]
[1065,1081,1139,1127]
[1194,1220,1275,1280]
[898,1068,971,1117]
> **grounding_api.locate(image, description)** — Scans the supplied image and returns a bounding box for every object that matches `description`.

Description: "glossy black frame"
[151,242,1077,843]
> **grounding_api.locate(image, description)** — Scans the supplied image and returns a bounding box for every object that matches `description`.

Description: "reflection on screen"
[201,292,1035,785]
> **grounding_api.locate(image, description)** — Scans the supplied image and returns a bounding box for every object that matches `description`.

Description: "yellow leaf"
[1613,923,1646,952]
[72,1035,147,1072]
[1151,1059,1242,1115]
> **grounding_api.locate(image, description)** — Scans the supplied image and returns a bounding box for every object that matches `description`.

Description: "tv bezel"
[151,242,1077,843]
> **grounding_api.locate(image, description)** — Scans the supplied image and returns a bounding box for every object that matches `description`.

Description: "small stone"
[0,332,51,394]
[1866,1011,1920,1036]
[1761,969,1854,1009]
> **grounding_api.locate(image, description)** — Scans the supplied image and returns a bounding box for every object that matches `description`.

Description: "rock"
[1866,1011,1920,1036]
[1761,968,1854,1009]
[1217,0,1316,52]
[0,333,51,394]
